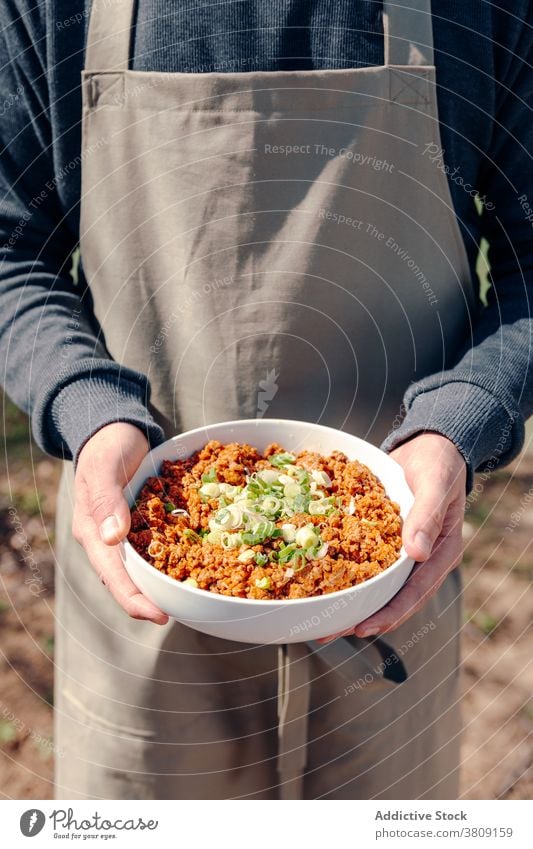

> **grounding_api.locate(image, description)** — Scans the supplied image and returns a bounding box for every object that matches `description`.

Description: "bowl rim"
[120,418,414,607]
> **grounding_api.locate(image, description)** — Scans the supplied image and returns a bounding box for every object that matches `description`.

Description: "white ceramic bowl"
[120,419,414,644]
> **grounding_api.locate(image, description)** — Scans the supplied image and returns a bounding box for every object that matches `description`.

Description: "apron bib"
[54,0,467,799]
[79,0,475,442]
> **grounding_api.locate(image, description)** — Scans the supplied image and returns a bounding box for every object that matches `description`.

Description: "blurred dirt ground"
[0,399,531,800]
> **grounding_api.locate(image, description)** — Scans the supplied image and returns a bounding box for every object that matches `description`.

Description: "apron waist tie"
[276,637,408,799]
[276,643,311,800]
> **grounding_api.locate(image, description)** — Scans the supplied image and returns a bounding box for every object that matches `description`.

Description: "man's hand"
[321,432,467,641]
[72,422,169,625]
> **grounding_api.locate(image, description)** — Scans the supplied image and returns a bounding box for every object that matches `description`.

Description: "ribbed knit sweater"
[1,1,532,490]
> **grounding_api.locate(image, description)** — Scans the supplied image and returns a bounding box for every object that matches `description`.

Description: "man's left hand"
[320,432,467,641]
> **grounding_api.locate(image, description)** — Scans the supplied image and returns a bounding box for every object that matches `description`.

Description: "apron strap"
[277,644,311,800]
[84,0,135,72]
[276,637,407,799]
[307,636,408,685]
[383,0,434,66]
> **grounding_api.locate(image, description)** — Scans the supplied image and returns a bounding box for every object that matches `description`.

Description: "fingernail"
[100,514,119,543]
[136,597,168,623]
[414,530,432,559]
[358,627,380,638]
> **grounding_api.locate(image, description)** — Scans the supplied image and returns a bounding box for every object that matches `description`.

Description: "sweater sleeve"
[0,0,165,463]
[381,4,533,490]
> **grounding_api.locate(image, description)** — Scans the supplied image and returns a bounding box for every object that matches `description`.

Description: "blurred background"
[0,388,532,800]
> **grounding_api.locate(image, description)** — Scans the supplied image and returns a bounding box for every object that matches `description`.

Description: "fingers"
[317,532,460,644]
[316,434,468,642]
[353,529,463,637]
[81,452,132,544]
[79,519,169,625]
[73,476,169,626]
[402,478,450,562]
[73,423,167,624]
[317,629,352,645]
[97,537,169,624]
[92,482,132,545]
[76,423,149,545]
[391,433,466,563]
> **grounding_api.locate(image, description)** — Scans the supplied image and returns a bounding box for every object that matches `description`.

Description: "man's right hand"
[72,422,169,625]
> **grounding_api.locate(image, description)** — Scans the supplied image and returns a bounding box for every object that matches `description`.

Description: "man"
[1,1,531,799]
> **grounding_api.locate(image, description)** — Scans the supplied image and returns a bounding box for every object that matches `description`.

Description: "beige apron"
[54,0,470,799]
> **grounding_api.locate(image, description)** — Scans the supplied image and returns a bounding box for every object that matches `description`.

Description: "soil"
[0,407,531,800]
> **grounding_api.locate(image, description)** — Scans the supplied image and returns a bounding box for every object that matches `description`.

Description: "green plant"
[13,489,43,517]
[469,610,500,637]
[40,636,54,656]
[0,720,17,744]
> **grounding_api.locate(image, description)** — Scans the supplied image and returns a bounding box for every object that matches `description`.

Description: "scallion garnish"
[183,528,201,542]
[201,467,218,483]
[270,452,296,468]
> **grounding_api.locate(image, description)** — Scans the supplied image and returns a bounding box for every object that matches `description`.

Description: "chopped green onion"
[295,524,320,549]
[164,501,176,513]
[201,467,218,483]
[255,576,272,590]
[308,499,335,516]
[241,520,280,545]
[238,548,256,563]
[295,467,311,484]
[270,452,296,468]
[227,504,245,527]
[220,531,243,549]
[254,552,269,566]
[292,492,311,514]
[278,543,297,563]
[283,482,302,499]
[261,496,282,516]
[215,507,230,522]
[311,469,332,488]
[258,469,280,484]
[292,550,308,573]
[206,529,223,545]
[218,483,241,499]
[183,528,201,543]
[199,482,220,499]
[281,523,297,543]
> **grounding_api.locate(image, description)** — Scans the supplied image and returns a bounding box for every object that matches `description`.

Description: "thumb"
[402,481,448,562]
[88,469,132,546]
[78,422,149,546]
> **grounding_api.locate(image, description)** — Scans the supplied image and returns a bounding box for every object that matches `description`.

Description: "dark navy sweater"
[0,1,532,486]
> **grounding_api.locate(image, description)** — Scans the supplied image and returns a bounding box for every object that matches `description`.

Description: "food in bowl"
[127,440,402,600]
